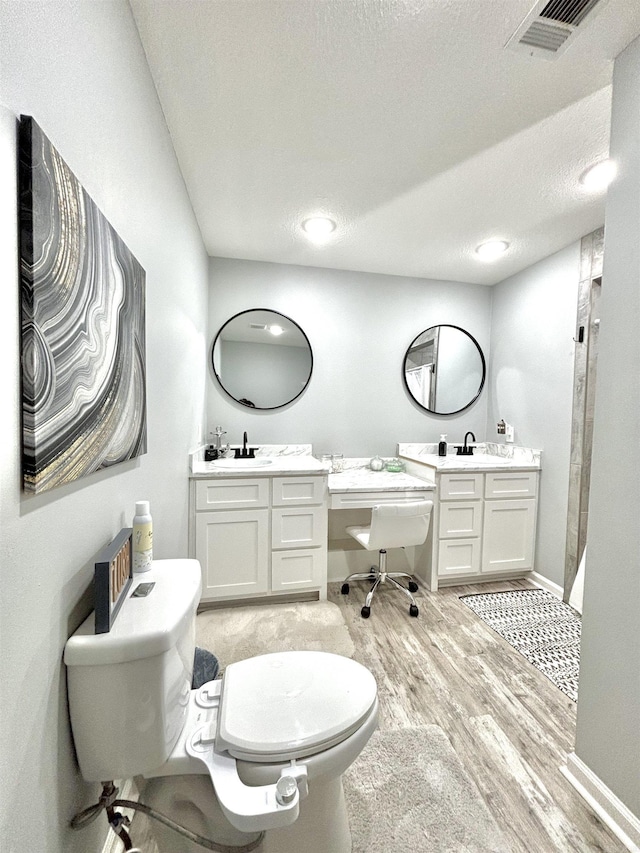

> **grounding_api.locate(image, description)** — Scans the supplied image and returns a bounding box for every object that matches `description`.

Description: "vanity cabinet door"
[196,509,269,599]
[481,499,536,573]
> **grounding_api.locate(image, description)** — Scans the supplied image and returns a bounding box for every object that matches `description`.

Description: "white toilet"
[64,559,378,852]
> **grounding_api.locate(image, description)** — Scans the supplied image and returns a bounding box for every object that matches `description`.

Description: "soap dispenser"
[438,435,447,457]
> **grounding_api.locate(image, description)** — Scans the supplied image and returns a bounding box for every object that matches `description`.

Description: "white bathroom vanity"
[189,447,329,603]
[189,443,541,603]
[398,443,542,591]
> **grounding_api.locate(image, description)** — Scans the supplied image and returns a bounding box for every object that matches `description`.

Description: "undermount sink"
[210,457,273,468]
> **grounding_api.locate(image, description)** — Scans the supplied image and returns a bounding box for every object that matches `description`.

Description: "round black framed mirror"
[211,309,313,409]
[403,324,485,415]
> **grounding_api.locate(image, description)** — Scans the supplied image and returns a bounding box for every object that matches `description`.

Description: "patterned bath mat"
[460,588,581,701]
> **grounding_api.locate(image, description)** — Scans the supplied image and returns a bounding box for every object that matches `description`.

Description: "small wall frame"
[94,528,133,634]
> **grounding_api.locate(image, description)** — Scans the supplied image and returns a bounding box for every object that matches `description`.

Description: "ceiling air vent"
[506,0,609,60]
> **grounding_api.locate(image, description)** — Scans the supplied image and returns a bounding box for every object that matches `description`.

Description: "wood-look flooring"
[130,578,624,852]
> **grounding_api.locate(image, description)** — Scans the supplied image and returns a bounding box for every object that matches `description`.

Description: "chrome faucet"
[456,431,476,456]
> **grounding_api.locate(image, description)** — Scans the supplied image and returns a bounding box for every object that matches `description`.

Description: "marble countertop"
[398,442,542,473]
[190,442,541,478]
[191,455,327,477]
[190,444,327,477]
[328,467,435,493]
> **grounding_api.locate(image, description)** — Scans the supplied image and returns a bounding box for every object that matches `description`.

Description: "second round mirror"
[403,324,485,415]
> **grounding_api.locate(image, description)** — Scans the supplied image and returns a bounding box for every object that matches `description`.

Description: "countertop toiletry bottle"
[133,501,153,573]
[438,435,447,457]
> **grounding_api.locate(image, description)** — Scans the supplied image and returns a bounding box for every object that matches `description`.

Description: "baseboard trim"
[528,571,563,599]
[100,778,140,853]
[561,752,640,853]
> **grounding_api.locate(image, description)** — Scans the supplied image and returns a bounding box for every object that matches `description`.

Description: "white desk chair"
[341,500,433,618]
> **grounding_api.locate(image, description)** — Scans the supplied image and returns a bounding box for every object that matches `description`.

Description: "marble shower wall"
[564,228,603,601]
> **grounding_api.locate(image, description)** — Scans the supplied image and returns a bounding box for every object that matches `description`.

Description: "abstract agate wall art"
[18,116,147,494]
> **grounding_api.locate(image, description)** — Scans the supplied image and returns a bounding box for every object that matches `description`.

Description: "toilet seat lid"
[217,651,377,762]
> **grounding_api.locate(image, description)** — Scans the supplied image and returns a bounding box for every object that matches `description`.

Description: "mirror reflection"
[212,309,313,409]
[403,324,485,415]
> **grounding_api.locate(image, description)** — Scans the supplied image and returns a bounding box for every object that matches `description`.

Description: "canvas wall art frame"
[18,116,147,494]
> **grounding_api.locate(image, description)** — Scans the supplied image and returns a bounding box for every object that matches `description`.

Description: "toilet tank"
[64,559,202,782]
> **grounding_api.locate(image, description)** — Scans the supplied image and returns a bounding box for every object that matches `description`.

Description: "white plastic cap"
[135,501,150,516]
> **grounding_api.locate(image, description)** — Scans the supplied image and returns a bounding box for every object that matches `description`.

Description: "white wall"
[207,257,492,456]
[487,243,581,587]
[0,4,208,852]
[574,34,640,818]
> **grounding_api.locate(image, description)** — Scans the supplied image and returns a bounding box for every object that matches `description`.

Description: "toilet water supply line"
[70,781,265,852]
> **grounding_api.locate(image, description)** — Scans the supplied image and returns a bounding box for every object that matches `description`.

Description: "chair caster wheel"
[361,606,371,619]
[341,583,350,595]
[408,581,419,593]
[409,604,419,617]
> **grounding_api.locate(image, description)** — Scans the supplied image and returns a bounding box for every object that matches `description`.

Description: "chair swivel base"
[341,563,419,619]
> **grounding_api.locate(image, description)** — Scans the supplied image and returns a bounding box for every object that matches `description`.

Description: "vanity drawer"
[272,506,327,549]
[272,476,326,507]
[330,489,432,510]
[195,478,269,511]
[437,538,481,577]
[439,473,483,501]
[484,472,537,499]
[438,500,483,539]
[271,548,325,592]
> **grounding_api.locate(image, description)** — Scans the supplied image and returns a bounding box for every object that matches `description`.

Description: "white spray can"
[132,501,153,573]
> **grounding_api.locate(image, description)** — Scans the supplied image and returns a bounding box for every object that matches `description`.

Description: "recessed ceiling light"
[475,240,509,261]
[301,216,336,242]
[269,324,284,336]
[580,159,616,192]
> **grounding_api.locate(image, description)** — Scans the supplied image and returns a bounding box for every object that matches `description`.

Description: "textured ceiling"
[129,0,640,285]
